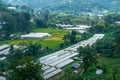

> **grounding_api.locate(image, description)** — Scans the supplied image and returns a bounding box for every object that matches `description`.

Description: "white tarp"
[42,66,51,71]
[44,69,62,80]
[21,33,51,39]
[0,76,6,80]
[0,57,6,61]
[43,67,56,76]
[0,48,9,55]
[0,44,9,51]
[56,59,74,68]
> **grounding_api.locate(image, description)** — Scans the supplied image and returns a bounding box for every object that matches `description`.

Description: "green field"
[8,28,71,49]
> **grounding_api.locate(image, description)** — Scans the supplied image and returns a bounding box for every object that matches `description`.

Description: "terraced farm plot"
[8,28,71,49]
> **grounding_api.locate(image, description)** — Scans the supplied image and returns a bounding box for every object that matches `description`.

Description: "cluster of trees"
[92,14,120,56]
[0,42,45,80]
[115,31,120,54]
[59,30,78,48]
[58,14,120,80]
[78,46,97,72]
[90,14,120,33]
[0,2,53,41]
[95,33,115,55]
[80,14,120,79]
[63,30,77,44]
[8,42,48,60]
[0,42,44,70]
[0,3,33,40]
[6,56,44,80]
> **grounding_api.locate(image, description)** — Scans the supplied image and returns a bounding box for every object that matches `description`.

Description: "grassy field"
[8,28,71,49]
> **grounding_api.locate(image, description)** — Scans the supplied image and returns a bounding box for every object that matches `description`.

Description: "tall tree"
[63,34,70,45]
[78,46,97,72]
[70,30,77,44]
[25,42,43,57]
[1,12,17,39]
[115,30,120,53]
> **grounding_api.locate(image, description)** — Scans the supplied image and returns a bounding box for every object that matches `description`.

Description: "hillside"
[2,0,120,13]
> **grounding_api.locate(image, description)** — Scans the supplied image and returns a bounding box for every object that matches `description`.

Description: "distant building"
[7,7,16,10]
[21,33,51,39]
[115,21,120,24]
[63,25,91,33]
[71,63,80,70]
[56,24,73,28]
[56,24,91,33]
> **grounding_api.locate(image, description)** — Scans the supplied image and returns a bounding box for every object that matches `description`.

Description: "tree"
[78,46,97,72]
[104,14,120,24]
[6,56,44,80]
[95,36,115,56]
[35,18,47,28]
[1,12,17,39]
[9,45,14,55]
[59,43,64,48]
[8,48,25,61]
[0,5,33,40]
[14,12,32,33]
[25,42,43,57]
[115,30,120,54]
[43,10,50,28]
[63,34,70,45]
[70,30,77,44]
[63,30,77,45]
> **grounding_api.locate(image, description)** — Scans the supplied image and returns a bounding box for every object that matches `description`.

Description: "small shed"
[71,63,80,70]
[96,69,103,74]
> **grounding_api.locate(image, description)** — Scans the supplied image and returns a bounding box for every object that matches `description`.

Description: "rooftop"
[96,69,103,74]
[0,76,6,80]
[21,33,51,39]
[0,44,9,51]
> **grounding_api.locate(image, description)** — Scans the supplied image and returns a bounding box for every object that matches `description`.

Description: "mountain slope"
[2,0,120,13]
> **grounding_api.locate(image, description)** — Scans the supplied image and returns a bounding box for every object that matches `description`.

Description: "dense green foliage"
[63,30,77,44]
[0,3,33,40]
[90,14,120,33]
[78,46,97,72]
[1,1,120,80]
[57,14,120,80]
[1,43,44,80]
[6,56,43,80]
